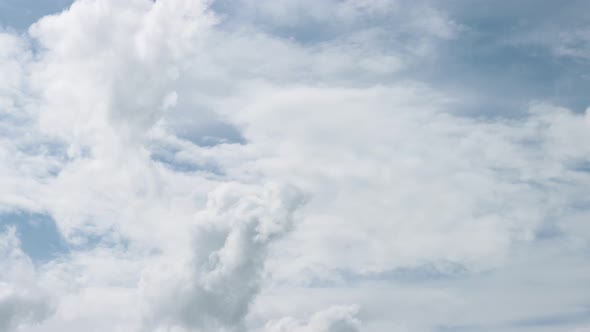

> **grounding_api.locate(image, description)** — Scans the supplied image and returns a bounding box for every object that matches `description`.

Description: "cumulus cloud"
[140,183,305,331]
[28,0,213,145]
[265,305,361,332]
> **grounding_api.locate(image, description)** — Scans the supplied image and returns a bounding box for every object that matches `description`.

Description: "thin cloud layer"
[0,0,589,331]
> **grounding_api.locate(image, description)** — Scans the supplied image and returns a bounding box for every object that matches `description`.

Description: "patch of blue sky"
[0,211,69,264]
[0,0,73,31]
[438,1,590,113]
[0,210,127,265]
[429,42,589,116]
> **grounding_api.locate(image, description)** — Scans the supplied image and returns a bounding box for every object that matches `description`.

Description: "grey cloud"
[0,288,54,331]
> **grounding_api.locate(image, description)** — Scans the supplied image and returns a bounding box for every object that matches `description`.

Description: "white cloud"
[28,0,213,145]
[0,0,589,331]
[265,305,361,332]
[219,85,590,276]
[139,183,305,331]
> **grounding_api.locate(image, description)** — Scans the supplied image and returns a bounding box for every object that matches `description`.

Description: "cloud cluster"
[0,0,589,331]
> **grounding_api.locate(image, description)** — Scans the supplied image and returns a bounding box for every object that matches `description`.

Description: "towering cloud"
[140,183,305,331]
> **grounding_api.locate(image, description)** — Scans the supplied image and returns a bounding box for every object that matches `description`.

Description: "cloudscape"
[1,0,590,331]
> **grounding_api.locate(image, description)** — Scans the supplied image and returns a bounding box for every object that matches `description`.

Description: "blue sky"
[1,1,590,331]
[0,212,68,263]
[0,0,72,30]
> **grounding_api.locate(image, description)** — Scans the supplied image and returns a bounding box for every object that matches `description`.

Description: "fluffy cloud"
[265,305,361,332]
[28,0,213,145]
[140,183,305,331]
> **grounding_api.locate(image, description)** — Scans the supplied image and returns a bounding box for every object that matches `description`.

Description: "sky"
[1,0,590,331]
